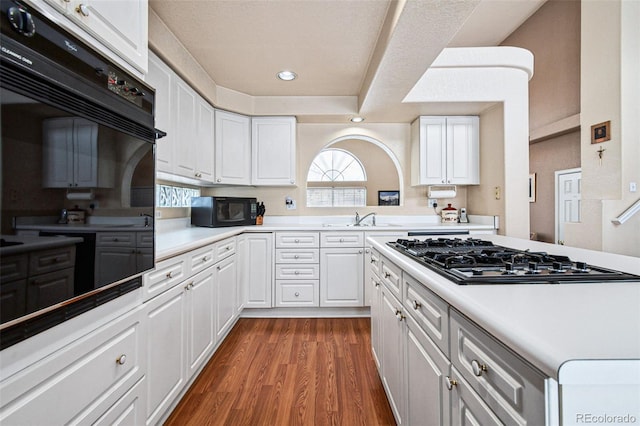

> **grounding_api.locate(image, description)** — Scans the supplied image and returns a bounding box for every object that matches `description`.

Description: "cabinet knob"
[395,310,405,322]
[412,300,422,310]
[226,246,231,250]
[471,359,488,377]
[384,272,391,279]
[370,258,377,264]
[166,271,173,279]
[113,238,119,242]
[217,266,221,270]
[358,250,363,254]
[76,4,90,16]
[185,282,194,290]
[203,256,208,261]
[294,255,299,259]
[294,270,300,275]
[290,179,295,184]
[374,281,380,287]
[294,239,300,243]
[445,376,457,391]
[365,248,370,253]
[115,354,127,365]
[216,178,222,182]
[294,292,300,297]
[339,238,344,242]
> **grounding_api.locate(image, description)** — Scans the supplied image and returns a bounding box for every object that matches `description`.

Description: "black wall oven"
[0,0,158,348]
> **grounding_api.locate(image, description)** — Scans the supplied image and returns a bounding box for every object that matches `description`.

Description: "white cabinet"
[42,117,114,188]
[214,255,238,340]
[146,52,215,184]
[241,233,273,308]
[0,306,145,425]
[38,0,148,73]
[380,285,405,424]
[411,116,479,185]
[147,52,175,174]
[251,116,297,186]
[275,232,319,307]
[369,253,383,370]
[215,109,251,185]
[185,268,216,379]
[364,231,407,306]
[319,232,364,307]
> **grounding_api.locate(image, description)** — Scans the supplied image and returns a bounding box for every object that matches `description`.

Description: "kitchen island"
[367,234,640,425]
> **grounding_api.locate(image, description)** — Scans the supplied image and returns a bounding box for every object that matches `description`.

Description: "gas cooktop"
[387,238,640,285]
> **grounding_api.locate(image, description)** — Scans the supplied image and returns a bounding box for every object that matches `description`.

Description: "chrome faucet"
[354,211,376,226]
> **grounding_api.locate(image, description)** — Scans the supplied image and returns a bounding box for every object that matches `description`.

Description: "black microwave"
[191,197,257,227]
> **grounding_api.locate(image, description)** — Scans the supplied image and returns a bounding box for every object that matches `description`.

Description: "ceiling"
[149,0,547,123]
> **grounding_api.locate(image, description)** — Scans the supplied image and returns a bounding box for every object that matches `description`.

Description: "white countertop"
[367,234,640,379]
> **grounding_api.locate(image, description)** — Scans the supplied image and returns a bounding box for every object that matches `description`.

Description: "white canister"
[441,204,459,223]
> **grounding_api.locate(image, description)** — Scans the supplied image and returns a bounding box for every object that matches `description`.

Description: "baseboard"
[241,306,371,318]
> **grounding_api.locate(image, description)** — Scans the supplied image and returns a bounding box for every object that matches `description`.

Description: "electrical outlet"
[630,182,637,193]
[428,198,437,208]
[495,186,501,200]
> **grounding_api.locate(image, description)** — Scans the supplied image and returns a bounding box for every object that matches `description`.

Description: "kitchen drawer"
[450,309,545,425]
[26,267,74,312]
[403,272,449,356]
[275,280,319,306]
[275,264,319,280]
[214,237,236,262]
[275,248,319,264]
[320,231,364,247]
[1,254,28,282]
[136,231,154,248]
[96,232,137,247]
[0,307,144,425]
[93,377,145,426]
[143,254,187,301]
[275,232,319,248]
[28,245,76,276]
[380,255,402,300]
[189,244,215,275]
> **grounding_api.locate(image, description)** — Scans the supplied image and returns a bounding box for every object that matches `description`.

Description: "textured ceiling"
[149,0,547,122]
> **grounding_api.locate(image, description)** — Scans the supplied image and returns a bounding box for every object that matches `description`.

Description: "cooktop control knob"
[575,261,589,272]
[551,261,564,273]
[471,268,483,276]
[528,262,540,274]
[8,6,36,37]
[503,262,516,274]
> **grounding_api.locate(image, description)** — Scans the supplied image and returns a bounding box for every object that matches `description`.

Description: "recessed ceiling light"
[277,70,297,81]
[350,116,365,123]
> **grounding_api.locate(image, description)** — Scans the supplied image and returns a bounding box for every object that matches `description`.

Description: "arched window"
[306,149,367,207]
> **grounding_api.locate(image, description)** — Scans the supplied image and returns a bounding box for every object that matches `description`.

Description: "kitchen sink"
[322,223,401,227]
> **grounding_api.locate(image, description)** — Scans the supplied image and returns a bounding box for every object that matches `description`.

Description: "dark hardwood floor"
[165,317,396,426]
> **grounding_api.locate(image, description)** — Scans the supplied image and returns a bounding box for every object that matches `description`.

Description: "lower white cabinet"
[380,285,405,424]
[93,377,147,426]
[369,269,382,370]
[0,306,145,425]
[144,238,239,425]
[319,248,364,307]
[215,255,238,340]
[242,233,274,308]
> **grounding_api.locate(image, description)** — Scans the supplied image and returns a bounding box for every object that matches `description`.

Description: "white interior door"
[555,168,581,244]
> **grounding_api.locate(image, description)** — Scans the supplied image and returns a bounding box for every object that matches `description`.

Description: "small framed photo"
[591,121,611,144]
[378,190,400,206]
[528,173,536,203]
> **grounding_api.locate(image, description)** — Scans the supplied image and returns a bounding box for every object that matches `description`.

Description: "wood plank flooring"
[165,317,396,426]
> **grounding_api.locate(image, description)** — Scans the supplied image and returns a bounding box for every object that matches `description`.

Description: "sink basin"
[322,223,401,227]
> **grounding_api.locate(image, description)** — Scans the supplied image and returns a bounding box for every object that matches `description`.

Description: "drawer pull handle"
[76,4,89,16]
[116,354,127,365]
[412,300,422,310]
[374,281,380,287]
[295,292,300,297]
[166,272,173,279]
[226,246,231,250]
[294,239,300,243]
[185,282,194,290]
[471,359,488,377]
[395,309,405,321]
[203,256,208,261]
[217,266,221,271]
[370,259,376,264]
[384,272,391,279]
[339,238,344,242]
[294,271,300,275]
[445,376,457,391]
[358,250,363,254]
[294,255,299,259]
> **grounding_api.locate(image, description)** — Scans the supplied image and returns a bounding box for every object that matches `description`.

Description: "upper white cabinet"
[251,117,297,186]
[146,52,175,174]
[42,117,114,188]
[215,110,251,185]
[146,52,215,184]
[411,116,479,185]
[40,0,148,74]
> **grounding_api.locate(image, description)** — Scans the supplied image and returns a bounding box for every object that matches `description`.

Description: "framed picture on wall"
[591,120,611,144]
[528,174,537,202]
[378,190,400,206]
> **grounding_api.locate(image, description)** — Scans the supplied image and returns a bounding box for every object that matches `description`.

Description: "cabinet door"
[66,0,148,73]
[450,367,502,425]
[446,116,479,184]
[380,289,405,424]
[418,117,447,185]
[243,233,273,308]
[42,118,75,188]
[26,268,74,312]
[369,272,382,370]
[251,117,296,186]
[185,267,216,378]
[143,283,187,425]
[196,98,215,182]
[319,248,364,307]
[147,52,175,174]
[405,314,451,426]
[73,118,100,187]
[214,110,251,185]
[174,80,198,179]
[215,255,237,340]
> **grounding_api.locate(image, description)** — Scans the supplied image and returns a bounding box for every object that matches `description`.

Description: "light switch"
[630,182,637,193]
